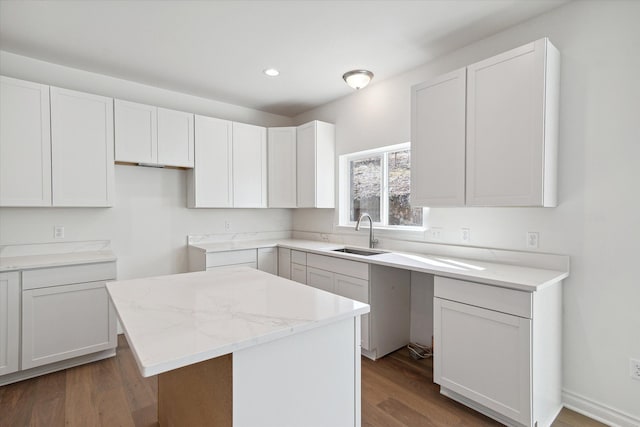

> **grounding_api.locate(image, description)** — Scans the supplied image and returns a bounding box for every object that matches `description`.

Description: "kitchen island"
[106,267,369,427]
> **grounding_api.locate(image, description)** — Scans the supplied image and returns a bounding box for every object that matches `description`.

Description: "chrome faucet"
[355,213,378,248]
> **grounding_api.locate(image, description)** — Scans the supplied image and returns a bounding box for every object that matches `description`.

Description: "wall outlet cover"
[54,225,65,239]
[461,228,470,243]
[526,231,539,249]
[631,358,640,381]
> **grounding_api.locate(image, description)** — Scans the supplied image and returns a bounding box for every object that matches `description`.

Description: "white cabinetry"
[233,122,267,208]
[257,248,277,275]
[0,272,20,376]
[290,250,307,284]
[267,127,297,208]
[411,69,466,207]
[277,248,291,279]
[50,87,115,207]
[0,76,51,207]
[466,38,559,207]
[434,276,561,427]
[296,121,335,208]
[204,250,257,271]
[187,115,233,208]
[114,99,194,168]
[20,262,117,370]
[411,38,559,207]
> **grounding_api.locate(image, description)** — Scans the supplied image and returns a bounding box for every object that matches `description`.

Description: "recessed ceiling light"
[263,68,280,77]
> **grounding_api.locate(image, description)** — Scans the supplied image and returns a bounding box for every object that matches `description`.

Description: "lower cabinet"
[1,261,118,385]
[277,248,291,279]
[22,281,117,369]
[434,276,562,427]
[0,272,20,376]
[291,263,307,284]
[190,247,278,275]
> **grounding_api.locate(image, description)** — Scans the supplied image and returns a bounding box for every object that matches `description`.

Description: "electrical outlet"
[429,227,443,240]
[631,358,640,381]
[320,233,330,242]
[461,228,470,243]
[54,225,65,239]
[224,221,231,231]
[526,231,539,249]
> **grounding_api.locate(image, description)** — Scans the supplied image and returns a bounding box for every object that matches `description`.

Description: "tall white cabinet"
[267,127,297,208]
[50,87,115,207]
[411,38,559,207]
[411,69,466,207]
[296,121,335,208]
[0,272,20,376]
[187,115,233,208]
[233,122,267,208]
[114,99,194,168]
[0,76,52,207]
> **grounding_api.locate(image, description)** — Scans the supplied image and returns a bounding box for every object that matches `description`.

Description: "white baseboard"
[563,389,640,427]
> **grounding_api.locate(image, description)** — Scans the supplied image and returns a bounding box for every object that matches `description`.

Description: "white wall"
[0,52,293,279]
[294,1,640,422]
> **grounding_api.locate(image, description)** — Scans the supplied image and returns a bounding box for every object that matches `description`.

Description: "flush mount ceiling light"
[342,69,374,90]
[263,68,280,77]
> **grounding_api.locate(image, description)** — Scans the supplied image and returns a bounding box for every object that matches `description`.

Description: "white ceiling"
[0,0,568,117]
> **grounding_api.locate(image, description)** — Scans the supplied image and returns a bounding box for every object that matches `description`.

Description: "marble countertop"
[189,239,568,292]
[106,268,370,377]
[0,240,116,272]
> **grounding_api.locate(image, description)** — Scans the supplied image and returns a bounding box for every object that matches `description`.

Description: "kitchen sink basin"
[331,247,386,256]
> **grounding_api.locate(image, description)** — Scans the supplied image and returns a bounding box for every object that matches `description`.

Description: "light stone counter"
[189,238,569,292]
[106,267,369,377]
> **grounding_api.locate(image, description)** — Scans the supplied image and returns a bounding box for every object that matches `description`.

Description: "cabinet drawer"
[22,262,117,290]
[335,273,369,303]
[291,250,307,265]
[307,254,368,280]
[206,262,256,271]
[434,276,532,318]
[206,249,256,268]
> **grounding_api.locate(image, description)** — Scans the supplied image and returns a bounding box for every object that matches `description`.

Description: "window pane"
[388,149,423,226]
[350,156,381,222]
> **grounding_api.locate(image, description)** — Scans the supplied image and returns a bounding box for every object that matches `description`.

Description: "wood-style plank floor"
[0,335,605,427]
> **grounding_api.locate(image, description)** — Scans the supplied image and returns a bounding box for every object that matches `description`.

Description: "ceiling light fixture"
[342,69,374,90]
[263,68,280,77]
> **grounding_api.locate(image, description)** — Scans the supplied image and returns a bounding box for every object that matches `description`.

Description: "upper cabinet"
[114,100,194,168]
[0,76,52,207]
[187,115,233,208]
[297,120,335,208]
[233,122,267,208]
[50,87,115,207]
[411,38,560,207]
[411,69,466,207]
[187,117,267,208]
[267,127,297,208]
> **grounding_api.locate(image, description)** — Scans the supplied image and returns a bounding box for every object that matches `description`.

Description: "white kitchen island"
[106,267,369,427]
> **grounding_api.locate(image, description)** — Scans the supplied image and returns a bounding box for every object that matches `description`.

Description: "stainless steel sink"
[331,247,386,256]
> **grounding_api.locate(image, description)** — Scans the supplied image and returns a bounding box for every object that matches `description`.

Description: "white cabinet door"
[114,99,157,164]
[0,76,52,207]
[335,273,370,351]
[188,115,233,208]
[157,107,194,168]
[296,121,335,208]
[50,87,114,207]
[0,272,20,376]
[232,122,267,208]
[466,38,559,207]
[434,297,532,425]
[291,263,307,285]
[411,68,466,207]
[306,267,334,293]
[257,247,278,275]
[22,281,117,369]
[277,248,291,279]
[267,127,297,208]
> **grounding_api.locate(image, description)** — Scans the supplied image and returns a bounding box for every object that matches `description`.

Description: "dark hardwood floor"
[0,335,605,427]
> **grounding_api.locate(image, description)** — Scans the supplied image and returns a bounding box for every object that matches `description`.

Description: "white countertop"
[106,268,370,377]
[189,239,569,292]
[0,250,117,272]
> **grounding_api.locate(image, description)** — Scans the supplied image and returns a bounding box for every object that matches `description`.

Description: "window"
[340,143,424,228]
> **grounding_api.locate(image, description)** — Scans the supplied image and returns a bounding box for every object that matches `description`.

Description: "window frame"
[338,142,425,231]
